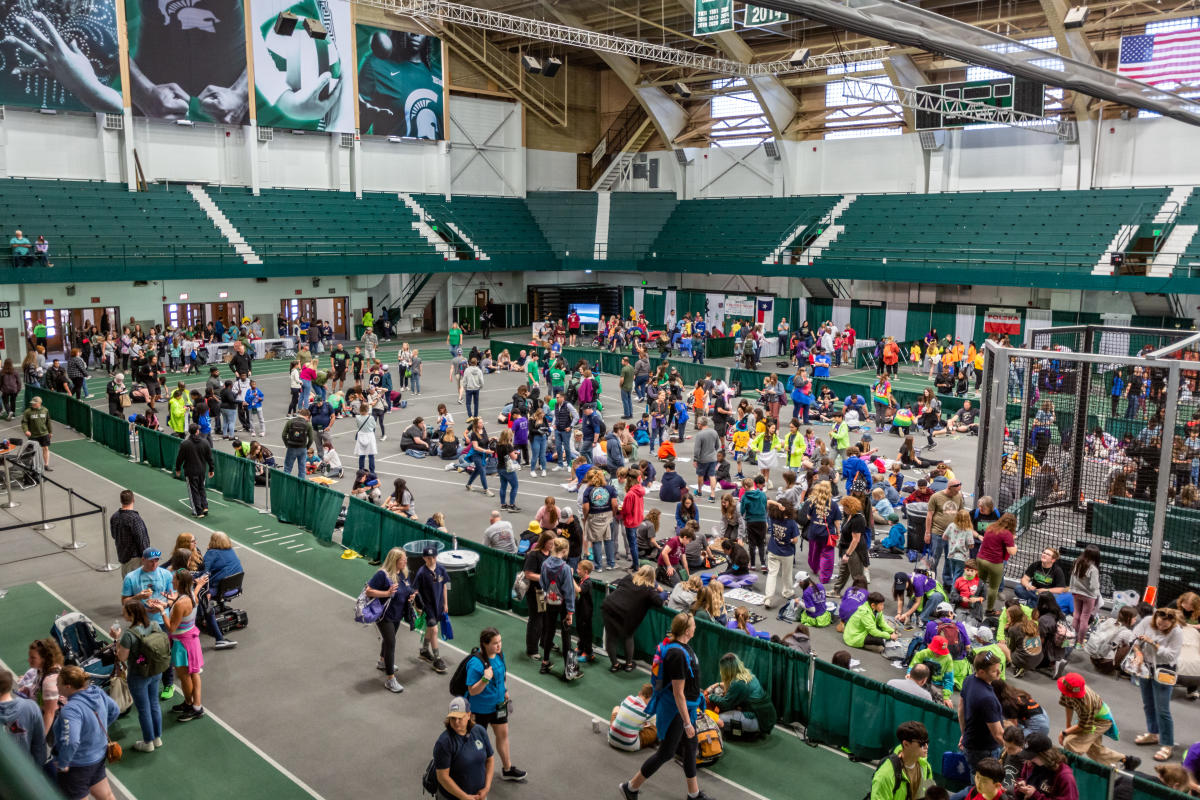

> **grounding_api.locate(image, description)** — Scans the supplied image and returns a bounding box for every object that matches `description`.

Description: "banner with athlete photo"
[250,0,354,132]
[356,23,444,139]
[0,0,123,112]
[125,0,249,123]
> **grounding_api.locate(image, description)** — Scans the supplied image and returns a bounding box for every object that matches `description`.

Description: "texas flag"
[756,298,773,323]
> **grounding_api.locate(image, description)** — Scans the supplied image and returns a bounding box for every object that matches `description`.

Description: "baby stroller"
[51,611,115,690]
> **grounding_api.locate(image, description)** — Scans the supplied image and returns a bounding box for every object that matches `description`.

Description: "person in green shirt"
[869,722,932,800]
[447,323,462,357]
[830,410,851,466]
[21,395,53,471]
[619,357,636,420]
[525,354,540,390]
[705,653,776,739]
[909,635,955,704]
[843,592,898,651]
[548,360,566,394]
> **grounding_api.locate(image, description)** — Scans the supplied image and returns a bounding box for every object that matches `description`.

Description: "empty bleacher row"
[812,187,1170,273]
[0,179,1182,281]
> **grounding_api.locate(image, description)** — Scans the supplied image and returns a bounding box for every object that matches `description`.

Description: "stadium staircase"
[594,192,611,259]
[397,193,455,260]
[589,98,654,191]
[771,193,856,265]
[412,194,556,265]
[187,185,262,265]
[1150,186,1199,278]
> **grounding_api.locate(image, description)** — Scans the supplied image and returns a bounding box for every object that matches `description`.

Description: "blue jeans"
[554,430,571,466]
[358,454,375,473]
[964,746,1002,778]
[127,670,162,742]
[284,446,306,479]
[499,469,518,506]
[621,390,633,418]
[530,434,547,472]
[918,591,947,626]
[945,557,965,587]
[649,425,662,451]
[930,536,949,585]
[624,526,640,565]
[466,451,489,490]
[591,539,616,569]
[465,389,480,418]
[221,408,237,436]
[313,384,326,402]
[299,379,311,407]
[411,375,421,394]
[1139,675,1175,746]
[1013,585,1041,606]
[634,375,648,401]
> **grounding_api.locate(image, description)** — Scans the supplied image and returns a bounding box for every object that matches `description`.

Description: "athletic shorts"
[57,759,107,800]
[33,435,51,447]
[695,461,717,479]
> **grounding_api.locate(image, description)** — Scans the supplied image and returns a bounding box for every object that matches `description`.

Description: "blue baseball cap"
[142,548,162,560]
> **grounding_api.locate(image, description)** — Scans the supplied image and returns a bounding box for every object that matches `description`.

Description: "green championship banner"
[125,0,249,123]
[744,4,789,27]
[251,0,355,132]
[356,25,444,140]
[0,1,122,112]
[694,0,734,35]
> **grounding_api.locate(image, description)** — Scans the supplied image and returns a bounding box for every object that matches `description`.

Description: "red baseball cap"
[1057,672,1086,698]
[929,635,949,656]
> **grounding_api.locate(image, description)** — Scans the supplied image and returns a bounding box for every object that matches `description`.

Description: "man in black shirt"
[110,489,150,575]
[400,417,430,453]
[174,424,215,517]
[228,342,252,379]
[946,400,979,435]
[331,343,349,390]
[1014,547,1067,605]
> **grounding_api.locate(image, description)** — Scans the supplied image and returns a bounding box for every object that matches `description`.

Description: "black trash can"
[403,539,445,581]
[437,550,479,616]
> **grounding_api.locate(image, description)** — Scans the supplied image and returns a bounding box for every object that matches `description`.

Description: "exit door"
[25,310,62,353]
[164,303,206,330]
[315,296,348,338]
[280,298,317,332]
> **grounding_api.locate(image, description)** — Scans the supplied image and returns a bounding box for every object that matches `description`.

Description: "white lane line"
[294,547,312,553]
[286,543,304,549]
[33,581,328,800]
[55,452,769,800]
[246,525,264,531]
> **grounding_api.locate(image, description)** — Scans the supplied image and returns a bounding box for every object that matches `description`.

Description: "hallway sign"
[744,4,789,27]
[694,0,734,35]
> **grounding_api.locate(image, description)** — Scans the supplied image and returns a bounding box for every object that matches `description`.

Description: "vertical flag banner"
[251,0,354,132]
[0,0,122,112]
[125,0,249,123]
[756,297,774,331]
[694,0,734,35]
[1117,28,1200,86]
[355,24,444,139]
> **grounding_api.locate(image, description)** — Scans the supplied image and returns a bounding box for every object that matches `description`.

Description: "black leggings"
[288,387,300,415]
[1,392,15,414]
[745,521,767,567]
[373,408,386,437]
[603,611,635,666]
[377,619,399,675]
[640,715,698,781]
[541,604,572,664]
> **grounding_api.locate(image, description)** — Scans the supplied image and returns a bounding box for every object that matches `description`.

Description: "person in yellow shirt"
[926,342,941,380]
[909,342,923,374]
[730,428,751,479]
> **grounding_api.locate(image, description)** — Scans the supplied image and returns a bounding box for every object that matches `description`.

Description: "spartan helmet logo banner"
[159,0,219,32]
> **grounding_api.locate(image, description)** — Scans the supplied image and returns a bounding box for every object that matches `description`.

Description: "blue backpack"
[881,523,906,551]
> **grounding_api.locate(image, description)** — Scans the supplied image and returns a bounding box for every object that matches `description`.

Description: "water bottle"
[452,535,459,552]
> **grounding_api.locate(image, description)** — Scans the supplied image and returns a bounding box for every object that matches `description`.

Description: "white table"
[205,338,295,362]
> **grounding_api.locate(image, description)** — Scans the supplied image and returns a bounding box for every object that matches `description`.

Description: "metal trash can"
[403,539,445,581]
[437,550,480,616]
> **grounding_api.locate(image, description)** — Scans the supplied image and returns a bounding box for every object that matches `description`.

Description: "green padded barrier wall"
[1065,753,1115,800]
[91,409,131,455]
[0,722,60,800]
[210,450,255,504]
[342,496,387,561]
[667,359,725,386]
[706,338,736,359]
[66,397,91,436]
[269,470,344,543]
[1132,774,1196,800]
[24,387,68,425]
[138,428,180,472]
[807,659,854,747]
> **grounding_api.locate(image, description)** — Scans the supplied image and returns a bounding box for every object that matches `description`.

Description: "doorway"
[209,302,245,330]
[26,306,120,355]
[280,298,316,335]
[164,303,206,331]
[315,296,348,338]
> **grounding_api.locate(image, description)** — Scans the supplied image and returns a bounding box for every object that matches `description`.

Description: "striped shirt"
[609,695,651,751]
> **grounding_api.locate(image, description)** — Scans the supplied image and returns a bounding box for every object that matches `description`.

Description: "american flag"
[1117,28,1200,86]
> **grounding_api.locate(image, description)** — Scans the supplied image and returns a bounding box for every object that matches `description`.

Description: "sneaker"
[152,737,163,748]
[214,640,237,650]
[618,781,639,800]
[444,463,456,471]
[133,740,155,752]
[384,676,405,693]
[432,656,448,674]
[169,701,190,714]
[509,506,523,513]
[622,662,636,672]
[500,504,510,511]
[177,706,205,723]
[419,648,434,663]
[1124,755,1142,771]
[379,435,387,441]
[1052,658,1068,679]
[160,685,176,701]
[690,792,715,800]
[43,465,53,472]
[377,659,387,671]
[539,662,552,675]
[502,766,528,782]
[551,465,562,471]
[484,489,495,497]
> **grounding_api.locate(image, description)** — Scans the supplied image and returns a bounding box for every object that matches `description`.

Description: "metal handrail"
[400,273,433,312]
[589,97,648,187]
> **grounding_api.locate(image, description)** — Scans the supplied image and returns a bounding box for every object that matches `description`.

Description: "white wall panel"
[3,111,106,181]
[137,119,224,184]
[527,149,577,190]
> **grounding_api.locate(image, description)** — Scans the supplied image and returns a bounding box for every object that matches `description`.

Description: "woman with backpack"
[463,627,527,782]
[50,666,120,800]
[619,612,711,800]
[917,388,941,451]
[113,598,169,751]
[432,697,495,800]
[364,547,414,693]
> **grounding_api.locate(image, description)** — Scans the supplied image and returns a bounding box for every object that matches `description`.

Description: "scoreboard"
[915,77,1045,130]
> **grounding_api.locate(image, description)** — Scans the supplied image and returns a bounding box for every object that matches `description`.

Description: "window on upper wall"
[1135,17,1200,117]
[709,78,773,147]
[824,60,903,139]
[962,36,1064,131]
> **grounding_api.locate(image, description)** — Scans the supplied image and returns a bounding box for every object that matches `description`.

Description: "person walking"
[692,417,721,502]
[414,546,450,674]
[49,666,120,800]
[619,612,712,800]
[1129,608,1184,763]
[281,409,315,479]
[832,495,869,596]
[464,417,495,497]
[464,627,528,782]
[462,358,484,419]
[1069,545,1101,643]
[433,697,493,800]
[353,400,379,474]
[619,357,635,419]
[763,498,799,609]
[173,424,214,518]
[364,547,413,693]
[0,358,22,420]
[112,598,169,752]
[539,538,579,679]
[109,489,150,576]
[976,514,1018,615]
[21,394,53,472]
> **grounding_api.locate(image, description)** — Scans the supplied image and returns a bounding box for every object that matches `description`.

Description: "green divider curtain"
[907,303,933,344]
[269,470,345,543]
[341,496,386,561]
[90,409,131,455]
[1064,753,1115,800]
[65,397,91,436]
[209,450,255,504]
[667,359,724,387]
[706,338,736,359]
[807,659,854,747]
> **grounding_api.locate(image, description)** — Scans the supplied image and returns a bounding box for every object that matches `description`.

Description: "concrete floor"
[0,332,1195,800]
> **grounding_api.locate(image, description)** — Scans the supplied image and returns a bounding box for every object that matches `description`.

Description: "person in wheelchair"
[199,532,241,650]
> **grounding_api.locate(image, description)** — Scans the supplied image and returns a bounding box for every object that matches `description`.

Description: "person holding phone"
[465,628,527,782]
[364,548,413,694]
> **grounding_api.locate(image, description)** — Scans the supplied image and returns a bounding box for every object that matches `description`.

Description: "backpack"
[936,620,963,659]
[130,626,171,678]
[421,735,460,796]
[634,428,650,446]
[862,754,903,800]
[1053,619,1072,648]
[449,649,484,696]
[544,563,568,606]
[1020,629,1043,657]
[691,711,723,766]
[283,418,309,448]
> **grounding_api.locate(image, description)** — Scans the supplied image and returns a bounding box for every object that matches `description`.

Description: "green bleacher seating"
[813,188,1171,273]
[0,179,235,267]
[413,194,555,263]
[209,188,436,259]
[644,194,841,264]
[525,191,597,260]
[606,192,677,261]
